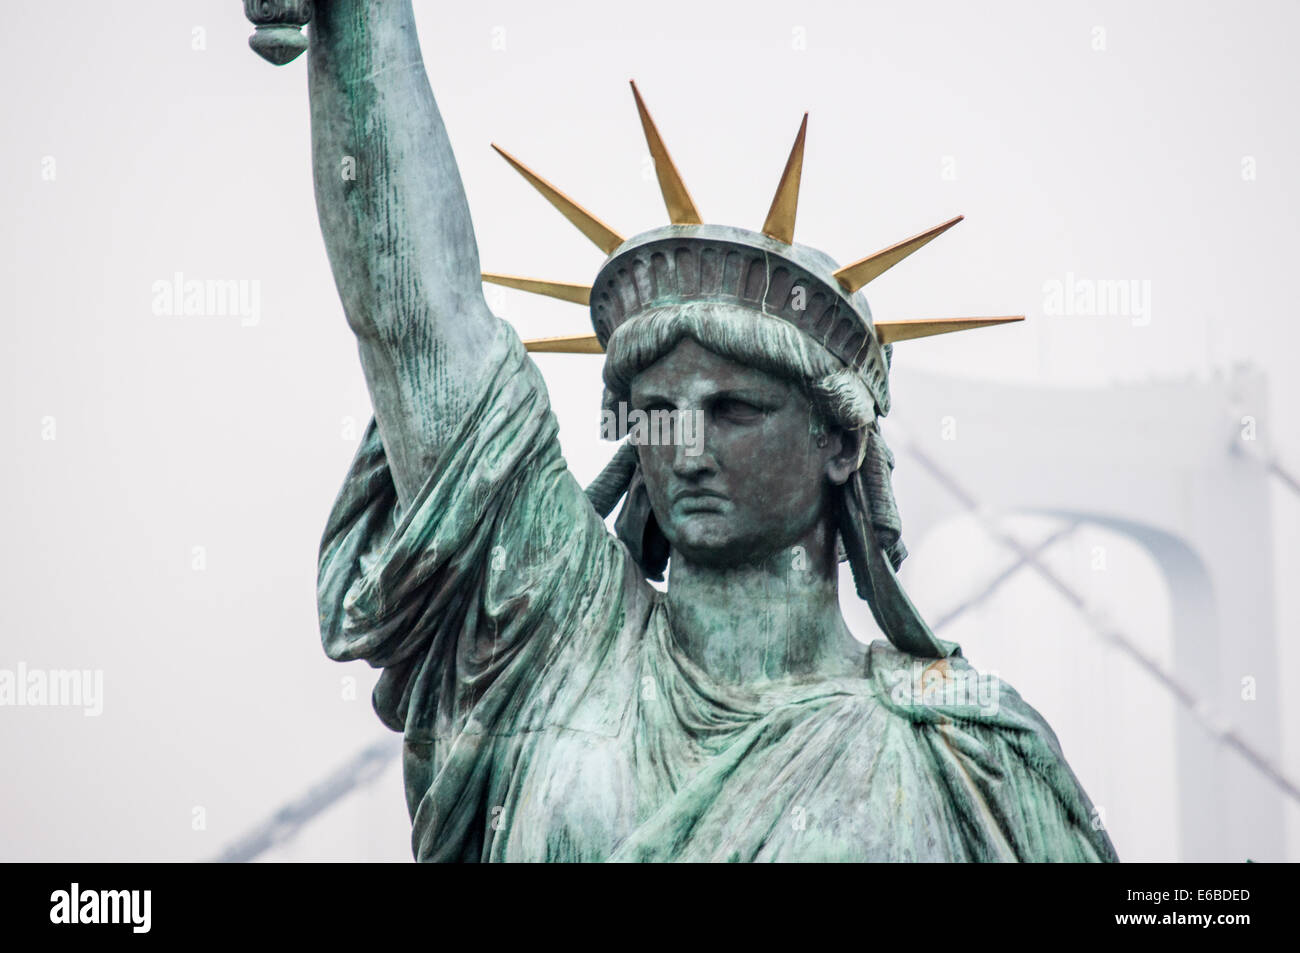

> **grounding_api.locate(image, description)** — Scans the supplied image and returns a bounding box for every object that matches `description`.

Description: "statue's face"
[629,337,860,568]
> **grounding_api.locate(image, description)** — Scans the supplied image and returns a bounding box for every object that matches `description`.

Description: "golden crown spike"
[630,80,702,225]
[761,114,808,244]
[490,144,626,254]
[481,273,591,306]
[521,334,608,354]
[833,215,965,293]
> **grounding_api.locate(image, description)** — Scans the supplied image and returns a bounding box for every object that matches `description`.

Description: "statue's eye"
[713,398,764,421]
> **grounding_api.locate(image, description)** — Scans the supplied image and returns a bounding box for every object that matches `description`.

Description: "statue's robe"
[318,323,1119,863]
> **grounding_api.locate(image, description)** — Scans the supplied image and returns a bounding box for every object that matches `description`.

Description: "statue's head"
[485,82,1021,657]
[590,221,921,585]
[594,223,885,575]
[611,309,866,570]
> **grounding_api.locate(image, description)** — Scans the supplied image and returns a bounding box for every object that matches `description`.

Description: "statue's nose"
[672,429,715,477]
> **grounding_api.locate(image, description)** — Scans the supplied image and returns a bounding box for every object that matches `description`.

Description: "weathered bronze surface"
[251,0,1116,862]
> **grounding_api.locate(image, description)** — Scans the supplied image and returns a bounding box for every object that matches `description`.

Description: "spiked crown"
[484,80,1022,418]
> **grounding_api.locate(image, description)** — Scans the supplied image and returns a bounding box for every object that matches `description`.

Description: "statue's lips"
[671,490,729,514]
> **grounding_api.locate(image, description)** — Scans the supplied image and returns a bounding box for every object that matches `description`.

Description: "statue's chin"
[663,515,791,570]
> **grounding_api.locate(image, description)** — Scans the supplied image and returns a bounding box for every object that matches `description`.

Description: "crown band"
[592,224,892,414]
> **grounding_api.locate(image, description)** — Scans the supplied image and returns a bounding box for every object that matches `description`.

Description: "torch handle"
[244,0,315,66]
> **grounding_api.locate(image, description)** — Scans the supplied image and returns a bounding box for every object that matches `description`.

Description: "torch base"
[249,25,308,66]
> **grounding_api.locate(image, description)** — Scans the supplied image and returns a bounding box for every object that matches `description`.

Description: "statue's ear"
[824,427,865,486]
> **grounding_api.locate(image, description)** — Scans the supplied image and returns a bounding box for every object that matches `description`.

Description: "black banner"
[0,861,1278,941]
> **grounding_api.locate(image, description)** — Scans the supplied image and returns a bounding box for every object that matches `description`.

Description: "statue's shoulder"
[857,641,1117,861]
[862,639,1059,742]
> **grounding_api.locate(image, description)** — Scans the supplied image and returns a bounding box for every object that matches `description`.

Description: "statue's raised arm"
[305,0,495,506]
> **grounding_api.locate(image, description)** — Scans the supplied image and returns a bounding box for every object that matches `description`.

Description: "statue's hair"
[596,301,909,573]
[602,303,876,463]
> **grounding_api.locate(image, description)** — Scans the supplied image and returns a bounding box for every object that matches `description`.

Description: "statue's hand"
[244,0,314,66]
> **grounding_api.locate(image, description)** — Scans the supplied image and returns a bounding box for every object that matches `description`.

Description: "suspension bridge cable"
[209,734,403,863]
[930,522,1082,632]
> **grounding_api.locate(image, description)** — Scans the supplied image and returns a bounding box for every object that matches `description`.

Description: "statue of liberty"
[247,0,1118,862]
